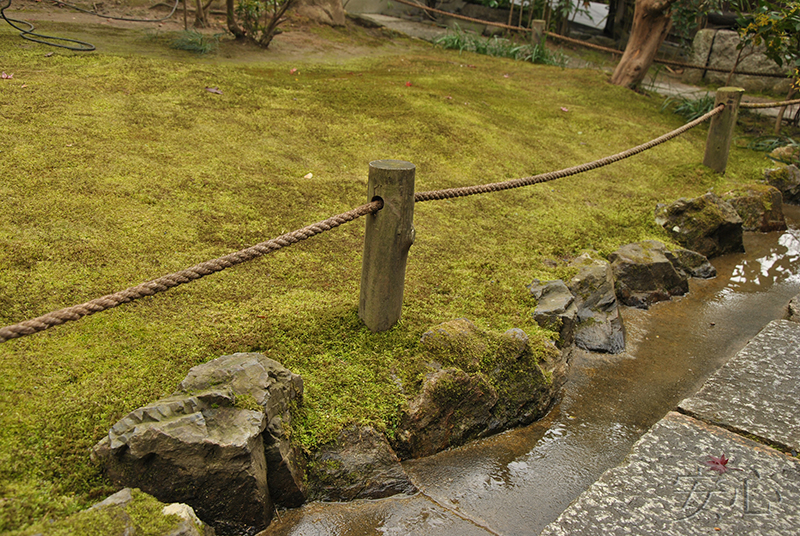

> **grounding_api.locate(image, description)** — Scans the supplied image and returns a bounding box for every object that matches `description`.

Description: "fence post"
[359,160,416,332]
[530,19,545,47]
[703,87,745,174]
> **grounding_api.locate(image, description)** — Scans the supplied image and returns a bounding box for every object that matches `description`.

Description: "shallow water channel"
[263,206,800,536]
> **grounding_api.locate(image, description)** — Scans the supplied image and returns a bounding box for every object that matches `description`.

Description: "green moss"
[233,393,262,412]
[765,167,793,190]
[19,489,184,536]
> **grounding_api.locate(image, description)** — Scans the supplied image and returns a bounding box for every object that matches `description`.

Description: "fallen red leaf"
[405,81,412,87]
[704,454,740,474]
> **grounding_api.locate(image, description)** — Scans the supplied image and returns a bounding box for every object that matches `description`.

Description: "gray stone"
[679,320,800,452]
[789,294,800,323]
[88,487,135,511]
[655,193,744,258]
[695,29,793,94]
[179,352,307,508]
[93,398,270,536]
[682,29,716,85]
[763,165,800,205]
[665,248,716,279]
[528,279,578,347]
[92,353,306,535]
[609,240,689,309]
[722,185,787,232]
[568,252,625,354]
[306,425,417,502]
[541,412,800,536]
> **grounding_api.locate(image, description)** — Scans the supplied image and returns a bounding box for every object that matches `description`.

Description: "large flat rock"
[541,412,800,536]
[351,14,448,41]
[679,319,800,451]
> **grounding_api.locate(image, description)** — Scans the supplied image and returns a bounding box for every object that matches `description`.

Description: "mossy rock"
[305,425,417,501]
[419,318,489,373]
[654,193,743,258]
[721,184,787,232]
[393,321,563,459]
[763,165,800,204]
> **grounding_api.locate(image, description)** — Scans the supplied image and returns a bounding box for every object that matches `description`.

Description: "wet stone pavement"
[261,208,800,535]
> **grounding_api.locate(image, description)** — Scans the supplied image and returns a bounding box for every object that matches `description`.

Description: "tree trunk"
[193,0,207,27]
[226,0,244,39]
[775,86,798,135]
[604,0,618,37]
[610,0,678,90]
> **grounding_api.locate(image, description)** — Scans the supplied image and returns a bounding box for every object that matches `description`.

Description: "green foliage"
[732,0,800,87]
[236,0,267,37]
[661,92,716,122]
[670,0,723,50]
[170,30,221,54]
[234,0,295,47]
[745,135,800,164]
[435,25,566,66]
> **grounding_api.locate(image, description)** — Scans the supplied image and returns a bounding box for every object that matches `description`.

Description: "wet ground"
[262,205,800,536]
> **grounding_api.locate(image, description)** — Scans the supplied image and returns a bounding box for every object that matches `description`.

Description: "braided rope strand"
[0,200,383,343]
[415,104,723,203]
[740,98,800,109]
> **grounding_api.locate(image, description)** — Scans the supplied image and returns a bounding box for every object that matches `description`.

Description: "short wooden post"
[530,19,545,47]
[359,160,416,332]
[703,87,745,174]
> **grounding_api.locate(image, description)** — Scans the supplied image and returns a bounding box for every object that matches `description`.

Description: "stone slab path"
[680,320,800,453]
[542,320,800,535]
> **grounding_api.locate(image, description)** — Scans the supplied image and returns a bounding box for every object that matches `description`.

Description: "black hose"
[1,0,182,51]
[1,0,95,50]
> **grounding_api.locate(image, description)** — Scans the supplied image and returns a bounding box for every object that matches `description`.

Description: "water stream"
[263,206,800,536]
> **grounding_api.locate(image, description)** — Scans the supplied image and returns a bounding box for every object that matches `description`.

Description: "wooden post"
[530,19,545,47]
[703,87,745,174]
[359,160,416,332]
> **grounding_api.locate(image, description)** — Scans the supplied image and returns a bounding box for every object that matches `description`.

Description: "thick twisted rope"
[0,200,383,343]
[415,104,723,202]
[391,0,789,78]
[0,104,723,344]
[740,98,800,109]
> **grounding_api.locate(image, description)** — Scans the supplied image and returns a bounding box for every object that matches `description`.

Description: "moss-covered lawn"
[0,18,772,533]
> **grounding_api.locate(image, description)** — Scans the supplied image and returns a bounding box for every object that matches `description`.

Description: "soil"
[1,0,416,63]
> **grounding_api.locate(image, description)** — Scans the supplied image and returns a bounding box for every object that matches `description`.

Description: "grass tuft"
[170,30,222,54]
[435,24,566,67]
[660,92,717,122]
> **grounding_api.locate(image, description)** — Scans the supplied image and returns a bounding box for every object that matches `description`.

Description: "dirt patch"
[2,0,419,63]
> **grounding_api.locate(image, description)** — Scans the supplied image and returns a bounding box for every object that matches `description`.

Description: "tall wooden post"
[359,160,416,332]
[703,87,745,174]
[530,19,545,47]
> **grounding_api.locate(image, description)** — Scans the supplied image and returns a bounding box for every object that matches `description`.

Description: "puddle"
[262,206,800,536]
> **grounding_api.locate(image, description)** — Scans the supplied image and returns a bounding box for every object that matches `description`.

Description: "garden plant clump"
[0,4,782,533]
[435,24,566,66]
